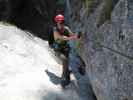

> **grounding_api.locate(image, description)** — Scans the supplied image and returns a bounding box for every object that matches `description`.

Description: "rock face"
[0,0,58,39]
[66,0,133,100]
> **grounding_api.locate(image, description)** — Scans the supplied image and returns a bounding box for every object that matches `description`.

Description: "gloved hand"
[77,31,82,38]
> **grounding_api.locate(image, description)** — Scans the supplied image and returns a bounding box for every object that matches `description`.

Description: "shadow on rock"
[45,69,61,85]
[72,71,97,100]
[41,91,79,100]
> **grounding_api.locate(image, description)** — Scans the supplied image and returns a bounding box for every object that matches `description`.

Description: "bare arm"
[65,26,80,39]
[54,31,70,41]
[53,26,80,42]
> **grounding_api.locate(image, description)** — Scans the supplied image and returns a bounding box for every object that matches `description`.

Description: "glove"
[77,31,82,38]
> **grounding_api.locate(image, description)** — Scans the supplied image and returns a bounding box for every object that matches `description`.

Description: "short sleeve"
[53,27,58,32]
[65,26,73,34]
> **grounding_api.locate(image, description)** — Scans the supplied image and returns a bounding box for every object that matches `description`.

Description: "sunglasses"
[57,20,64,24]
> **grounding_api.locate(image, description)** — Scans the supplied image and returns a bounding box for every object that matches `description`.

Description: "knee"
[60,54,68,61]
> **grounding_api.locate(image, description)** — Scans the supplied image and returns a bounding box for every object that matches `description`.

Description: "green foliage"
[56,0,65,5]
[84,0,93,8]
[75,37,85,54]
[84,0,94,14]
[75,39,81,49]
[97,0,113,27]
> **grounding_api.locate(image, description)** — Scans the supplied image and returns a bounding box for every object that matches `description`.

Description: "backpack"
[47,25,55,47]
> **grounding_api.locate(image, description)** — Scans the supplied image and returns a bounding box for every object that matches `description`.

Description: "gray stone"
[66,0,133,100]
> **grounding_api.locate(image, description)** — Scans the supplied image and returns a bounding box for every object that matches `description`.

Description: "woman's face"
[57,22,64,29]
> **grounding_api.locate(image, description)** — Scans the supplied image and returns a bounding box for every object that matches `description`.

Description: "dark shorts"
[52,43,70,60]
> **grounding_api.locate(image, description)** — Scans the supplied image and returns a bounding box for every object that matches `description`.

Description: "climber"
[52,14,81,88]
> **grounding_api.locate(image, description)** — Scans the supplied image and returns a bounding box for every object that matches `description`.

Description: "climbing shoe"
[78,67,86,76]
[61,69,71,88]
[61,79,70,88]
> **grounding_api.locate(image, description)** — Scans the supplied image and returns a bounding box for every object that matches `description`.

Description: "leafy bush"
[84,0,95,14]
[97,0,113,27]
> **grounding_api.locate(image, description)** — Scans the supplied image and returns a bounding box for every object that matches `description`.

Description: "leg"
[60,54,70,87]
[54,44,71,87]
[62,56,70,81]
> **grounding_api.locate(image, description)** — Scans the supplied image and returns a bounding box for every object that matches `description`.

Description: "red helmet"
[54,14,64,23]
